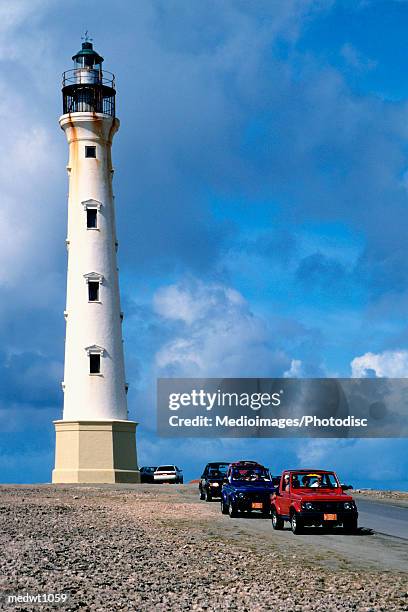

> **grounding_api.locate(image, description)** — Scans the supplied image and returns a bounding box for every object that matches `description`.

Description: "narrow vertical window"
[85,146,96,158]
[89,354,100,374]
[87,209,97,228]
[88,281,99,302]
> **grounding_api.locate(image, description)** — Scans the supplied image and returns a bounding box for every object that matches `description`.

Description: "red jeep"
[270,469,358,534]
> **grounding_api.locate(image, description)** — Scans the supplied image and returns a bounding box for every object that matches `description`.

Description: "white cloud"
[153,279,289,377]
[156,337,205,372]
[153,282,245,326]
[351,349,408,378]
[283,359,303,378]
[0,1,48,39]
[0,1,65,296]
[153,284,208,325]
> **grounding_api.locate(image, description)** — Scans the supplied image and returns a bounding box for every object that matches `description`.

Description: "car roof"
[206,462,230,466]
[230,461,266,468]
[283,469,335,474]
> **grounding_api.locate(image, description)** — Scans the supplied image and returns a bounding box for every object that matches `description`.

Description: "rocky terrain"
[0,484,407,611]
[354,489,408,505]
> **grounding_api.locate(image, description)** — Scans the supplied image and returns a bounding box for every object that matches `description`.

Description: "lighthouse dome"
[72,41,104,69]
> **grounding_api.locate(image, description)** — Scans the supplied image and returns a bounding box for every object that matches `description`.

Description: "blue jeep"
[221,461,277,518]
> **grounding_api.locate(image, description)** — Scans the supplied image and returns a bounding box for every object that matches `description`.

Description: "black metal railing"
[62,69,115,89]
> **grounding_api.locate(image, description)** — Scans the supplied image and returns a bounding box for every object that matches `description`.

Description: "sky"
[1,0,408,488]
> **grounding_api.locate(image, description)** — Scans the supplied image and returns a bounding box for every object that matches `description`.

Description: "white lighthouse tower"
[52,39,140,483]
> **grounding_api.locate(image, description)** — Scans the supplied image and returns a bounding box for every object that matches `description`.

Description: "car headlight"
[344,502,354,510]
[210,482,219,487]
[302,502,314,510]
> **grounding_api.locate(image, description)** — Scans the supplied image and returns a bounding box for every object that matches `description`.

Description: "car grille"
[312,502,345,512]
[240,492,269,501]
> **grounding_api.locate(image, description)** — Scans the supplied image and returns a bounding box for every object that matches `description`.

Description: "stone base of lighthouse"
[52,420,140,484]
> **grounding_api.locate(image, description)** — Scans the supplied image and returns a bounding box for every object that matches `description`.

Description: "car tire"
[343,518,358,533]
[228,500,238,518]
[179,477,184,484]
[205,489,212,502]
[290,511,303,534]
[271,508,284,530]
[199,488,205,500]
[221,497,229,515]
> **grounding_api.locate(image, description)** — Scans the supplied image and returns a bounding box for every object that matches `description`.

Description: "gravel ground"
[0,485,407,612]
[354,490,408,506]
[357,491,408,498]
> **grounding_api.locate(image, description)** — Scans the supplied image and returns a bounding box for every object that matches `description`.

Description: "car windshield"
[156,466,175,472]
[144,467,156,472]
[290,472,339,489]
[232,467,270,481]
[208,464,228,477]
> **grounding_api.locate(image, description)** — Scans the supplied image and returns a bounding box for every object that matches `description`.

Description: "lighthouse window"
[88,281,99,302]
[89,354,100,374]
[85,146,96,158]
[87,209,97,228]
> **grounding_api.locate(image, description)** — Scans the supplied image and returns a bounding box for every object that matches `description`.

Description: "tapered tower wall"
[61,113,127,421]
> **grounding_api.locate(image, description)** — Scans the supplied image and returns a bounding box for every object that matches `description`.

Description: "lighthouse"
[52,39,140,483]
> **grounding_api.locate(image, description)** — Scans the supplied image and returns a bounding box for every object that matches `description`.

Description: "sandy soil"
[0,484,407,611]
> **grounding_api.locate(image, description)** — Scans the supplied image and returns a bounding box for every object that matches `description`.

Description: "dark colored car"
[139,466,157,483]
[221,461,277,517]
[270,469,358,534]
[199,462,230,501]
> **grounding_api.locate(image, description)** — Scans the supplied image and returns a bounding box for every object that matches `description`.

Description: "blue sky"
[1,0,408,488]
